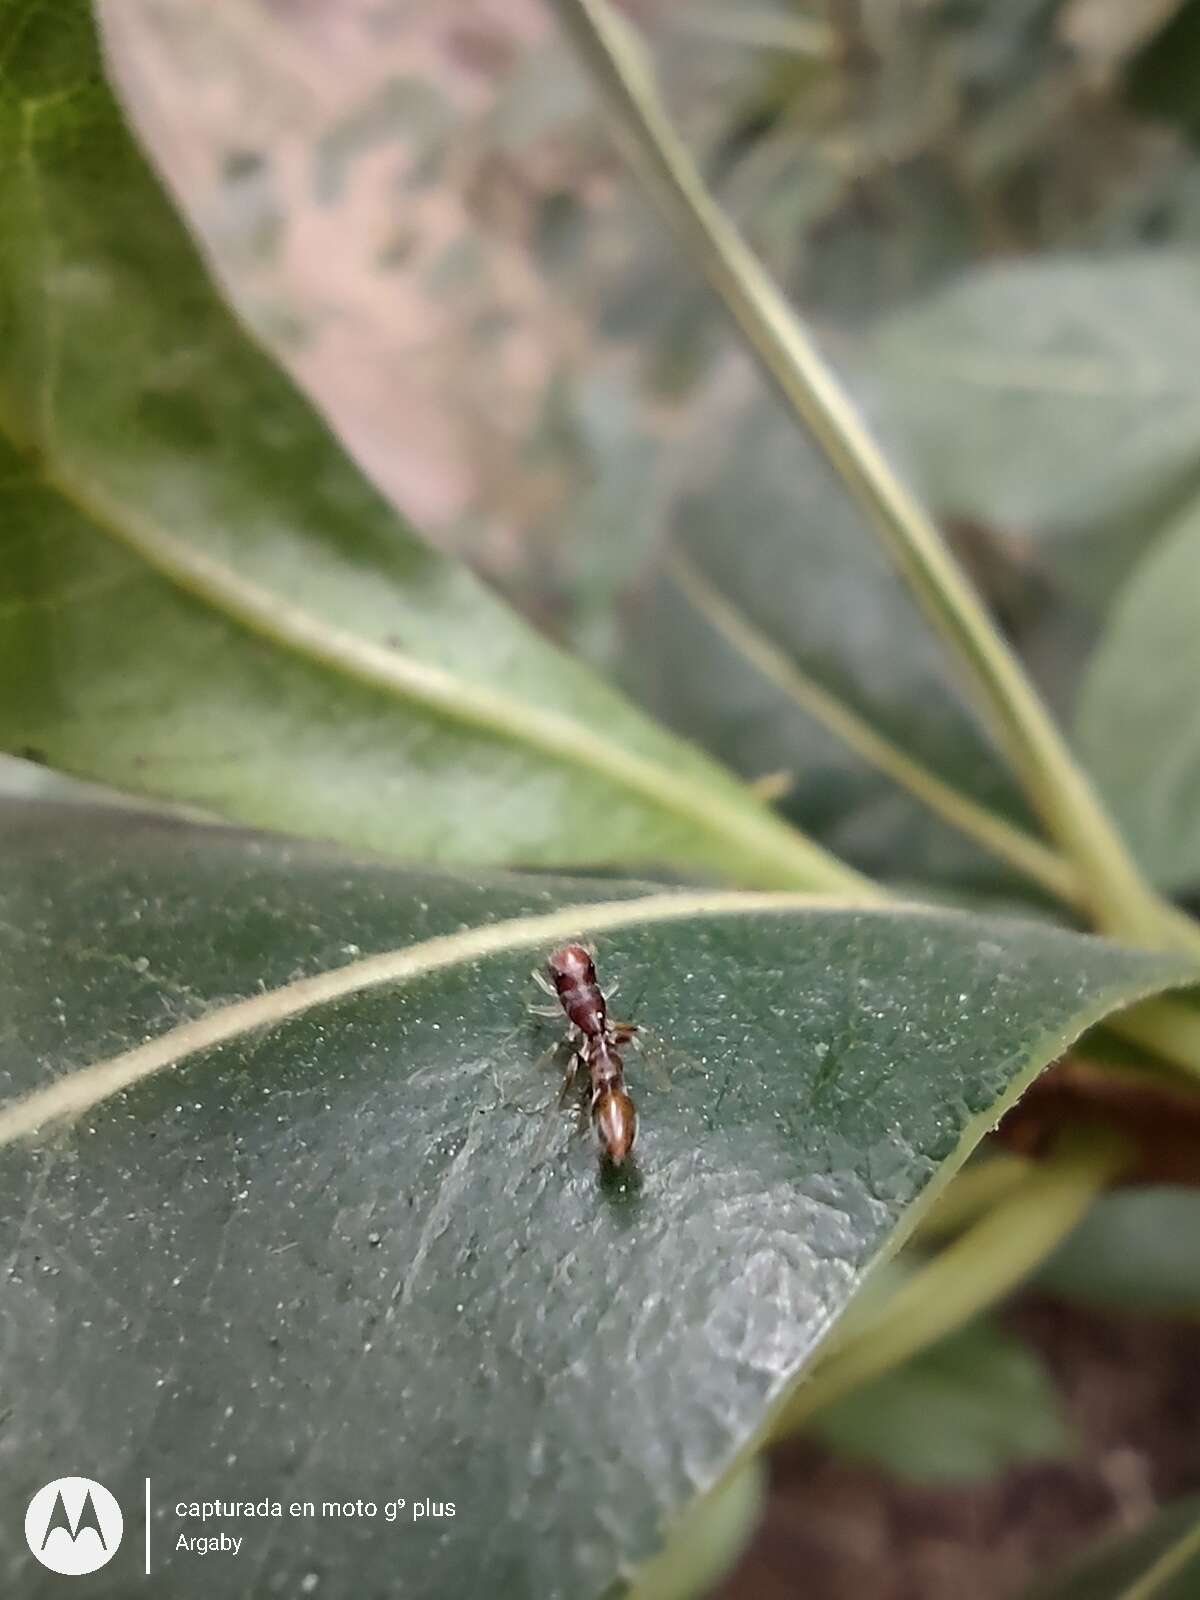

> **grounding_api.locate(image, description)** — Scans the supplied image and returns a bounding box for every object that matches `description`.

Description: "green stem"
[1112,994,1200,1075]
[912,1153,1036,1243]
[672,6,836,57]
[553,0,1193,953]
[772,1128,1128,1437]
[1120,1515,1200,1600]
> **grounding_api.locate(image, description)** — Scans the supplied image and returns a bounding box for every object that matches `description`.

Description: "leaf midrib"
[0,886,915,1145]
[2,412,869,893]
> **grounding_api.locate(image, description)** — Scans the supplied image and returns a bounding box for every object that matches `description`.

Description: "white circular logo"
[25,1477,123,1575]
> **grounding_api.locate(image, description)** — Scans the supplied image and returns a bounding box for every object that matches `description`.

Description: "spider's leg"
[530,1050,584,1167]
[626,1026,673,1092]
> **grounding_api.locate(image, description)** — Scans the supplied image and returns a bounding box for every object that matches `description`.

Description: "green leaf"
[2,803,1194,1599]
[810,1315,1071,1484]
[1023,1494,1200,1600]
[1035,1186,1200,1313]
[865,253,1200,608]
[0,0,849,894]
[1076,500,1200,890]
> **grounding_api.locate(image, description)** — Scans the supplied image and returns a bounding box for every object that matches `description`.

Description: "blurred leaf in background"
[811,1314,1072,1484]
[1035,1186,1200,1311]
[862,254,1200,616]
[96,0,1200,657]
[621,380,1040,891]
[0,0,857,890]
[1076,502,1200,893]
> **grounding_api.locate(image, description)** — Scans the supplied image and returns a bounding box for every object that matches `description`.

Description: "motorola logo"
[25,1477,123,1575]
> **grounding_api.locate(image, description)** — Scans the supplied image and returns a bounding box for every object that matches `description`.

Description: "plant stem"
[553,0,1195,954]
[1112,995,1200,1076]
[912,1152,1036,1243]
[1119,1514,1200,1600]
[671,6,836,58]
[771,1127,1129,1436]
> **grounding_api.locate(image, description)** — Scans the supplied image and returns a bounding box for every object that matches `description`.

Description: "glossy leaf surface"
[1,803,1193,1599]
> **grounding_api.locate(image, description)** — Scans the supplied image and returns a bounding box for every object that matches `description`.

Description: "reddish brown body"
[547,943,608,1038]
[545,944,638,1165]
